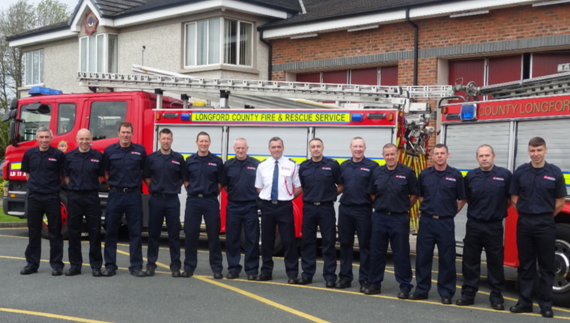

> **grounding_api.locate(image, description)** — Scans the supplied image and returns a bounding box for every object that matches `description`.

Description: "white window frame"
[23,49,44,86]
[184,18,254,68]
[79,33,118,73]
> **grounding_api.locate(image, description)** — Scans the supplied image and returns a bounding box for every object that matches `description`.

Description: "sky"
[1,0,81,12]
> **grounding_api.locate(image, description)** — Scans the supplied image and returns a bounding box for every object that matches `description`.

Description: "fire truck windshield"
[17,104,52,142]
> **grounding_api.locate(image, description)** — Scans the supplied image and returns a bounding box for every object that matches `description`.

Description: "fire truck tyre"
[552,223,570,307]
[41,193,69,240]
[273,231,284,255]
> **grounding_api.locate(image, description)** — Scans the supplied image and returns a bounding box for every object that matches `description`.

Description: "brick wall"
[270,4,570,83]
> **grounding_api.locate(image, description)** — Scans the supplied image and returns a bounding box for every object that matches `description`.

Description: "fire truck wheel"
[552,223,570,307]
[253,228,284,256]
[41,192,69,240]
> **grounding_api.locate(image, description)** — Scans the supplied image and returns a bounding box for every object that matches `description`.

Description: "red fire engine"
[440,71,570,307]
[2,68,449,250]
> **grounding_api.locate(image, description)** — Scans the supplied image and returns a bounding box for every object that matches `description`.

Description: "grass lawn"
[0,208,26,222]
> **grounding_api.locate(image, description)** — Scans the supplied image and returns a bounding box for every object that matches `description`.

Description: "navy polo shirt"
[21,146,65,194]
[339,157,379,206]
[184,151,223,196]
[465,166,512,221]
[63,148,104,191]
[222,156,260,202]
[143,150,186,194]
[369,163,418,213]
[299,157,342,202]
[103,142,147,188]
[419,165,466,217]
[510,162,567,215]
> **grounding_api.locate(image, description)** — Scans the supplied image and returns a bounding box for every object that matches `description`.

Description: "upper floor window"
[23,49,44,86]
[79,34,118,73]
[184,18,253,68]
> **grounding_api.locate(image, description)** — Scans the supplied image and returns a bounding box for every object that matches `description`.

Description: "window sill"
[178,65,259,76]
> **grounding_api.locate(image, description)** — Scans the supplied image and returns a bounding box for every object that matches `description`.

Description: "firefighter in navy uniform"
[102,121,147,277]
[255,136,302,283]
[365,143,418,298]
[456,145,511,310]
[336,137,379,291]
[222,138,260,280]
[410,143,466,304]
[298,138,343,287]
[509,137,566,318]
[183,131,224,279]
[20,126,65,276]
[143,128,185,277]
[63,128,104,277]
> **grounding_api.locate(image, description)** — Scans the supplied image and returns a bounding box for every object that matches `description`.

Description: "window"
[57,104,76,135]
[185,18,253,67]
[89,101,127,141]
[80,34,118,73]
[23,49,44,86]
[18,104,51,142]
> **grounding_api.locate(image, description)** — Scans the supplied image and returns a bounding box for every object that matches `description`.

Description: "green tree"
[0,0,69,158]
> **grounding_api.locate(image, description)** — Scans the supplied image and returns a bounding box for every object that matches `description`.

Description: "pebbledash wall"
[267,4,570,154]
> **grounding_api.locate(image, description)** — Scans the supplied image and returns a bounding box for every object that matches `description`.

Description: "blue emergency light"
[460,103,477,121]
[351,114,363,122]
[181,113,191,121]
[28,86,63,96]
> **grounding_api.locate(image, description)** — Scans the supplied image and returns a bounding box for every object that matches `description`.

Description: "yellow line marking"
[138,255,329,323]
[0,308,113,322]
[3,232,570,316]
[0,234,28,239]
[199,277,330,323]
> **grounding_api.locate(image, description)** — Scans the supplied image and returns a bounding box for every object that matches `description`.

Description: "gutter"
[258,27,273,80]
[406,8,419,86]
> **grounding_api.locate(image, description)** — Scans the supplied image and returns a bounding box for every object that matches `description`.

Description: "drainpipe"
[258,27,272,80]
[406,8,419,86]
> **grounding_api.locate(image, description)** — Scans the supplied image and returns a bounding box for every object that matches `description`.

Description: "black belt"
[467,216,502,223]
[424,214,452,220]
[112,187,138,193]
[190,193,218,198]
[377,210,407,215]
[69,190,98,194]
[305,201,333,206]
[151,193,178,198]
[262,200,292,205]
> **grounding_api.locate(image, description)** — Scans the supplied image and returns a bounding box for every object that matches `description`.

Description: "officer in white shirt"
[255,136,302,284]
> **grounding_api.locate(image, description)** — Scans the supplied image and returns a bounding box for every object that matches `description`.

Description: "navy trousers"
[104,189,143,271]
[369,211,413,292]
[25,192,63,270]
[338,204,372,283]
[516,213,555,309]
[184,196,223,273]
[301,203,337,282]
[147,194,181,271]
[67,190,102,270]
[225,200,259,275]
[259,200,299,278]
[460,218,505,304]
[414,216,456,299]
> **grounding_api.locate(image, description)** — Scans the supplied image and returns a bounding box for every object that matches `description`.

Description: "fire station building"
[7,0,570,104]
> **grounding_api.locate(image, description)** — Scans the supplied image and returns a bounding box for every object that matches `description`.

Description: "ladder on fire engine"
[456,71,570,100]
[77,65,454,106]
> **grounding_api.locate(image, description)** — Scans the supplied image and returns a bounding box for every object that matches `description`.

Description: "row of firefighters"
[19,122,564,318]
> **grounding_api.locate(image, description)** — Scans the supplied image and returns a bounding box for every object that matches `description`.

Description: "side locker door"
[444,122,511,244]
[160,125,224,223]
[515,119,570,188]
